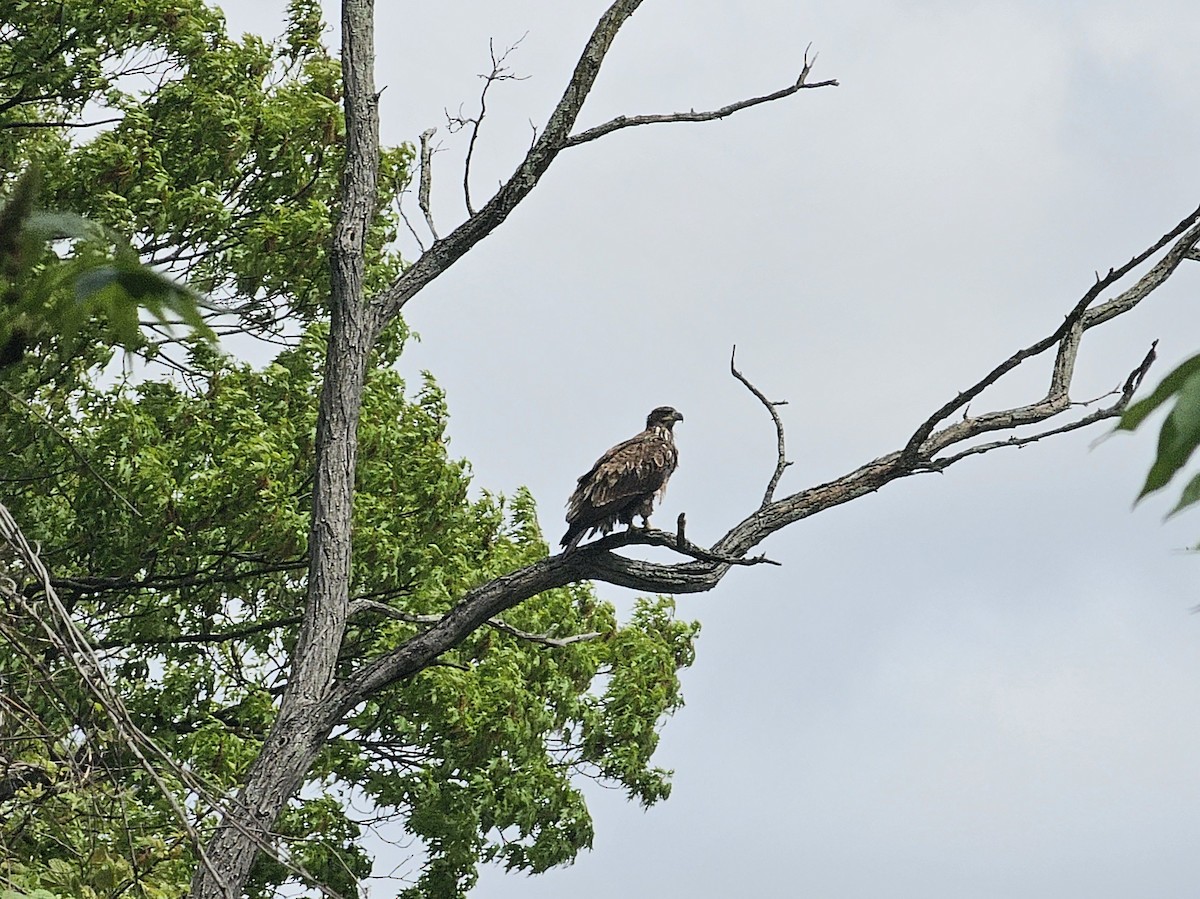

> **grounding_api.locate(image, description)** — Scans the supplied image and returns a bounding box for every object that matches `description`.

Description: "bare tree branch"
[447,35,529,216]
[564,47,837,148]
[372,0,650,326]
[929,343,1158,470]
[396,190,426,253]
[730,345,792,506]
[369,0,831,329]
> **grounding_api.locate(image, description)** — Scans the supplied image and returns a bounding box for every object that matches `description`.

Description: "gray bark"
[190,0,380,895]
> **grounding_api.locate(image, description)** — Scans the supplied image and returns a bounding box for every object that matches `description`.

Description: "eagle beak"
[674,412,684,422]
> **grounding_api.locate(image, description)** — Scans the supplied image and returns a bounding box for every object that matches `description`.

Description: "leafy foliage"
[1118,353,1200,514]
[2,328,698,898]
[0,166,212,368]
[5,0,410,336]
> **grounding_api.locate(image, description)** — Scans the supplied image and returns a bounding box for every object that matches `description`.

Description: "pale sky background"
[218,2,1200,897]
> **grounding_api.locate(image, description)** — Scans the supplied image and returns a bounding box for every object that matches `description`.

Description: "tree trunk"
[190,1,380,895]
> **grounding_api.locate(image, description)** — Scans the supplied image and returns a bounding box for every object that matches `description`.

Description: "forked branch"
[903,201,1200,464]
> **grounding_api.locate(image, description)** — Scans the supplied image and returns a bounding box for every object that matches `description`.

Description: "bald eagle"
[560,406,683,553]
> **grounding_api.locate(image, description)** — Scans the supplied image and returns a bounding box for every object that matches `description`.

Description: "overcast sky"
[220,3,1200,897]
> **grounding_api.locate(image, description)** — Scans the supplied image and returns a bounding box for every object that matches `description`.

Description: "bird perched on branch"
[560,406,683,553]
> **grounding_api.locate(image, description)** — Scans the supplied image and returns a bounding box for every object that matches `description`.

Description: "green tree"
[2,3,695,897]
[4,2,1199,899]
[2,326,695,898]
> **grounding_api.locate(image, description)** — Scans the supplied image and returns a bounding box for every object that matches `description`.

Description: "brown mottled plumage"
[560,406,683,553]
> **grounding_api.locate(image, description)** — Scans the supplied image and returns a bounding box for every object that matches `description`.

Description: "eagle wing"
[565,429,678,537]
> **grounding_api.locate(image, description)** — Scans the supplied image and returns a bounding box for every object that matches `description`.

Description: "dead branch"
[446,35,529,216]
[564,46,837,148]
[928,343,1158,469]
[903,201,1200,464]
[1122,340,1158,396]
[397,190,426,253]
[730,345,792,506]
[418,127,438,240]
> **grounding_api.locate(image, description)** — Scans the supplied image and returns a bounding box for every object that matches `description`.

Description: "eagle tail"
[560,524,586,554]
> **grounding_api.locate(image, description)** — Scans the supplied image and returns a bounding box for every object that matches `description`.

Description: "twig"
[1122,339,1158,396]
[730,345,792,506]
[449,35,529,216]
[397,190,426,253]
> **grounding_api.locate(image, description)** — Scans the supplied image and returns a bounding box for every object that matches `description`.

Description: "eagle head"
[646,406,684,430]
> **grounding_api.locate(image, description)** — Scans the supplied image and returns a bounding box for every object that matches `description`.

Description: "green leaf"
[1137,370,1200,501]
[1167,470,1200,517]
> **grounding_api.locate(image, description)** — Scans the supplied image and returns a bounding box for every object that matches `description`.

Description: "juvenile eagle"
[560,406,683,553]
